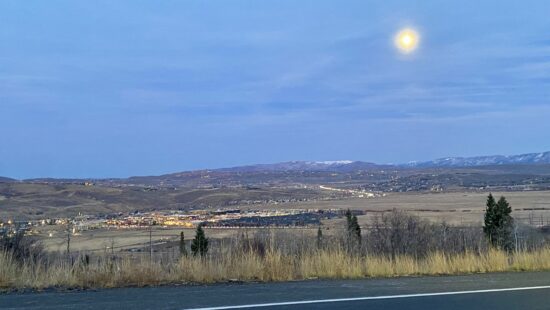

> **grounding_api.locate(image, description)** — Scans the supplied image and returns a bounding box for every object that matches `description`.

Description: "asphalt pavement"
[1,271,549,309]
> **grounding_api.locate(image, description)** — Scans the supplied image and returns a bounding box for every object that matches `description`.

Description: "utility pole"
[66,220,72,255]
[149,220,153,262]
[514,223,519,253]
[110,238,115,255]
[179,231,187,257]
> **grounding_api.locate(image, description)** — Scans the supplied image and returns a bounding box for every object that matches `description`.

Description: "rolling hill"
[2,151,550,219]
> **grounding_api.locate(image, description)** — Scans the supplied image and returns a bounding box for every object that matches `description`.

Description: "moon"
[395,28,419,54]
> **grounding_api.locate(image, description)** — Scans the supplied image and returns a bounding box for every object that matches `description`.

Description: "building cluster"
[104,209,336,228]
[0,208,344,236]
[318,185,384,198]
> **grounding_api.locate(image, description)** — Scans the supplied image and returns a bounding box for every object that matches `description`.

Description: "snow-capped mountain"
[215,160,393,172]
[404,151,550,168]
[218,151,550,172]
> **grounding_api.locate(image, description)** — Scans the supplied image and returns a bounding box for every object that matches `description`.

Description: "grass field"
[284,191,550,226]
[34,191,550,252]
[39,227,247,252]
[2,248,550,289]
[5,190,550,290]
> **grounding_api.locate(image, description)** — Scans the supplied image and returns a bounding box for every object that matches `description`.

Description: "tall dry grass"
[2,210,548,290]
[1,247,550,290]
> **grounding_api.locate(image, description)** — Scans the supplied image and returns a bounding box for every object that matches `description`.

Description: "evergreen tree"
[316,226,323,249]
[179,231,187,256]
[351,215,361,244]
[191,224,209,257]
[344,209,361,251]
[345,209,353,229]
[483,193,497,240]
[495,196,514,251]
[483,194,514,251]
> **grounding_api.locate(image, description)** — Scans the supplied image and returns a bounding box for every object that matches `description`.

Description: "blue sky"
[1,0,550,179]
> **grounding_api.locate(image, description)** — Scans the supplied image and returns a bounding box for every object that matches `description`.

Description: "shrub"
[0,227,44,262]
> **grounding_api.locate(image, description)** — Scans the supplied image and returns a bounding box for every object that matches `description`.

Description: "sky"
[1,0,550,179]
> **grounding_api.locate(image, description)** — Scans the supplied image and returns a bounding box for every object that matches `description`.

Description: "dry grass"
[2,248,550,290]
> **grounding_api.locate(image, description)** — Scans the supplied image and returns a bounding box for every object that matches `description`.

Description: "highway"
[1,272,549,309]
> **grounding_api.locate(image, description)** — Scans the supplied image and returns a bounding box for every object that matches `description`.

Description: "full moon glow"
[395,28,419,54]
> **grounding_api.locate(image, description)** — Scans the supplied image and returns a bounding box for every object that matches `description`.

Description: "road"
[1,272,549,309]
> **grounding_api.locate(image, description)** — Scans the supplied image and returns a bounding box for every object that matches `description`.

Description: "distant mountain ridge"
[3,151,550,182]
[216,160,387,172]
[215,151,550,172]
[404,151,550,168]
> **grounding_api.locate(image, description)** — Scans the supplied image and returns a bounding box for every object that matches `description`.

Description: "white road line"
[184,285,550,310]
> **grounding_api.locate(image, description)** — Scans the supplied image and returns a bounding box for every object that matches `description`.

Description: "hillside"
[0,182,336,219]
[2,151,550,220]
[404,151,550,168]
[0,177,15,183]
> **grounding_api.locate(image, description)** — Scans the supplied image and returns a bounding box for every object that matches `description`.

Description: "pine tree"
[495,196,514,251]
[483,193,497,240]
[483,194,514,251]
[179,231,187,257]
[345,209,353,229]
[191,224,209,257]
[351,215,361,244]
[344,209,361,252]
[316,226,323,249]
